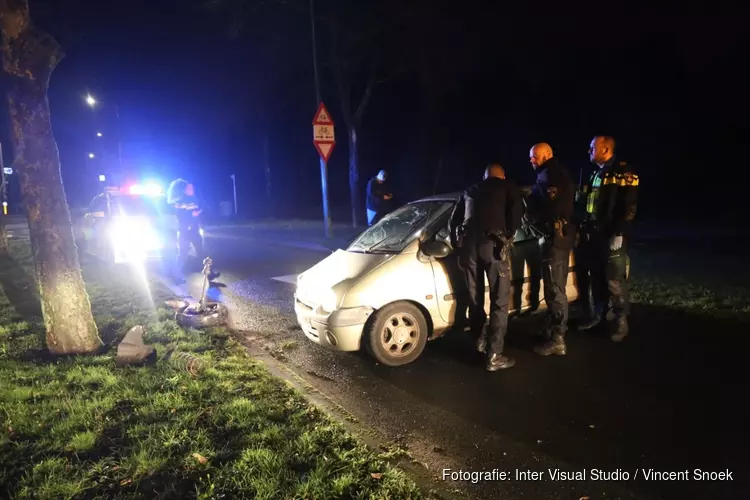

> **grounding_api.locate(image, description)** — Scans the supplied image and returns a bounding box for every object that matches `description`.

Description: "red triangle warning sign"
[312,102,333,124]
[314,141,335,161]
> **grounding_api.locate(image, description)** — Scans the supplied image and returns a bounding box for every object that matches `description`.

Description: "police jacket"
[528,157,575,225]
[172,195,202,230]
[581,157,639,238]
[461,177,523,239]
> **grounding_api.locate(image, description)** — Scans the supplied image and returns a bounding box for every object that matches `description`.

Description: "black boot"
[534,333,566,356]
[476,330,487,353]
[611,316,629,342]
[486,353,515,371]
[578,312,602,331]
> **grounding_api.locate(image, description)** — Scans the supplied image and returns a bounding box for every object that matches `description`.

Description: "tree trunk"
[348,125,359,228]
[0,216,7,254]
[332,23,378,229]
[417,41,442,198]
[1,0,102,355]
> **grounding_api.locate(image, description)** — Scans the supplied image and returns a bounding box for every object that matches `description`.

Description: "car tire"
[364,302,428,367]
[175,302,228,329]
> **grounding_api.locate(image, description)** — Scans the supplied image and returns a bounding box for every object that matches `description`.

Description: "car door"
[84,195,109,255]
[423,206,472,326]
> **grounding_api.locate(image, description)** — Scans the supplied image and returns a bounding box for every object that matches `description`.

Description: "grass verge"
[0,241,423,499]
[629,247,750,322]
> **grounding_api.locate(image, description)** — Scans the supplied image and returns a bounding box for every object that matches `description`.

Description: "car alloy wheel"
[365,302,428,367]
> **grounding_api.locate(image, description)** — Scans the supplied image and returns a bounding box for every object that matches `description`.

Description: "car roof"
[408,192,462,204]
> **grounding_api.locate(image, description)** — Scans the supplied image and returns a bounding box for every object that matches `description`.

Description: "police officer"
[456,164,523,371]
[523,143,576,356]
[576,136,639,341]
[167,178,218,282]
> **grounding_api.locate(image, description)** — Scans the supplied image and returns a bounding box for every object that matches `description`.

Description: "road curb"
[236,337,470,500]
[152,272,468,499]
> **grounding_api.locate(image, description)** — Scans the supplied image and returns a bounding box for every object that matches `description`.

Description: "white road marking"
[271,274,298,285]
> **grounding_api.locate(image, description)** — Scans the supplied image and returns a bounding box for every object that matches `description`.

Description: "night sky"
[1,0,748,224]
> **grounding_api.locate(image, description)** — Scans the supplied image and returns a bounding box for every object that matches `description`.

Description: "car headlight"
[296,274,338,313]
[110,219,162,251]
[320,288,338,313]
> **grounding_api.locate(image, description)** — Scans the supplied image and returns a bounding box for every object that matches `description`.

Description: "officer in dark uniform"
[167,178,218,282]
[455,164,523,371]
[576,136,639,341]
[522,143,576,356]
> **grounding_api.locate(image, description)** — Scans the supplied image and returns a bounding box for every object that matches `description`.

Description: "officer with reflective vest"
[523,143,576,356]
[576,136,639,341]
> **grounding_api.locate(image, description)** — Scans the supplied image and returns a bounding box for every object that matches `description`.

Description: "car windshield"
[111,195,163,217]
[348,200,455,254]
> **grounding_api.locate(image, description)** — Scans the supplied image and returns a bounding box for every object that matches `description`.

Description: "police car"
[77,183,192,264]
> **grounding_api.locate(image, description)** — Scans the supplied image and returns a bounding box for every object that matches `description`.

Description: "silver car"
[295,193,580,367]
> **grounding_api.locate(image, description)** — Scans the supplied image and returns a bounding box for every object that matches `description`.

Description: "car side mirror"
[421,240,451,259]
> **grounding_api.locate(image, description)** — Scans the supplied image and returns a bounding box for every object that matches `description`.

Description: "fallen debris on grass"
[0,241,424,499]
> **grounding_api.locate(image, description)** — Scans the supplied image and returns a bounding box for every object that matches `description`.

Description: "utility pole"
[115,104,123,170]
[230,174,238,216]
[310,0,332,238]
[0,142,8,254]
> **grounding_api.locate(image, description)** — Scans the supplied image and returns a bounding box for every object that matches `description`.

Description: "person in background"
[456,164,523,371]
[366,169,394,225]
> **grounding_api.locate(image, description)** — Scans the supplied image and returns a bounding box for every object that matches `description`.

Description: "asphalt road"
[159,223,749,500]
[6,217,746,499]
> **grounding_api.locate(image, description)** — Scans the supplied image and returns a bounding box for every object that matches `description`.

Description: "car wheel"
[365,302,428,367]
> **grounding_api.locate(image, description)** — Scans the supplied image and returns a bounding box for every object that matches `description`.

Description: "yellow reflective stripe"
[603,173,640,187]
[586,191,598,213]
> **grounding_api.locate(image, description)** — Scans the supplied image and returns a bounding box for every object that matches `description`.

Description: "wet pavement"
[142,223,748,499]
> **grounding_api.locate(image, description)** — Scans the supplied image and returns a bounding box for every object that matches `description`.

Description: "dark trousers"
[541,231,575,336]
[177,224,204,271]
[576,227,630,318]
[459,236,511,356]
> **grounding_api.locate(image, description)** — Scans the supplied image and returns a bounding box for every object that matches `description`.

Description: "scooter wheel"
[175,302,228,328]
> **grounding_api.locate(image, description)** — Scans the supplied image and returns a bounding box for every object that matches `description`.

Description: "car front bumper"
[113,247,165,264]
[294,296,373,352]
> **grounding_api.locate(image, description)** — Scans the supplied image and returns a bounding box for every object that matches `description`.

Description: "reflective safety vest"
[585,169,605,217]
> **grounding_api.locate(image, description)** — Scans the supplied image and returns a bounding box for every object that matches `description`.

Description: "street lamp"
[84,92,122,168]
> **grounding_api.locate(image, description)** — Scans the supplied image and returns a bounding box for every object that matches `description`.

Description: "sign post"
[0,143,7,215]
[312,101,335,238]
[230,174,237,216]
